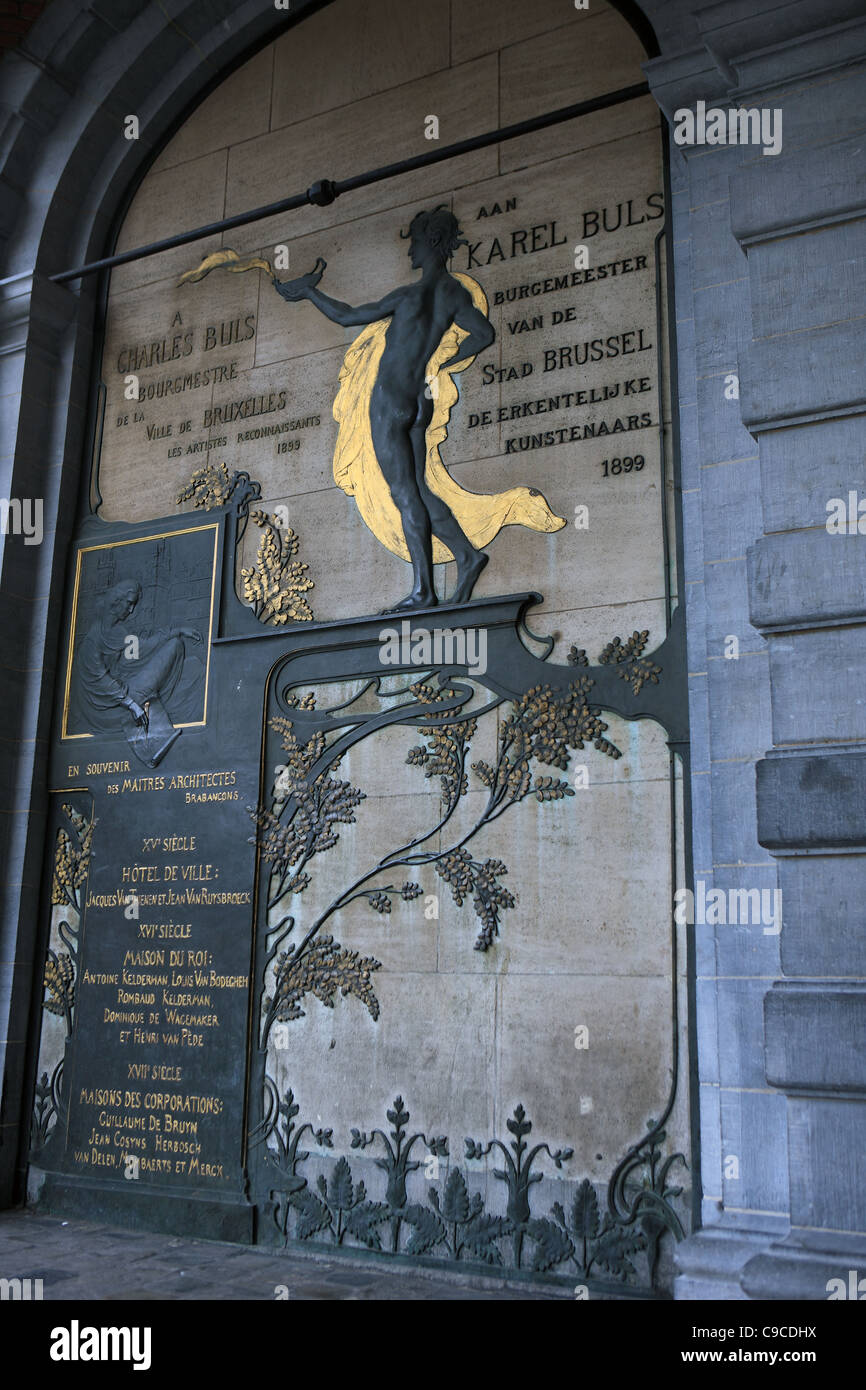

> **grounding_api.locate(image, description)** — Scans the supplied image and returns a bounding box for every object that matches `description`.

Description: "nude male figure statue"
[275,207,494,612]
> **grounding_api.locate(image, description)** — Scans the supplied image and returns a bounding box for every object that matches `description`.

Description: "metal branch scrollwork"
[33,805,95,1149]
[51,803,95,917]
[252,701,383,1034]
[606,1121,687,1284]
[44,803,94,1031]
[249,636,686,1293]
[176,460,248,511]
[31,1071,56,1151]
[252,673,624,1043]
[270,935,381,1025]
[43,950,75,1034]
[177,465,315,625]
[570,628,662,697]
[241,510,314,625]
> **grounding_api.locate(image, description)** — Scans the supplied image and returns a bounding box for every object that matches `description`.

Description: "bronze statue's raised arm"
[274,258,402,326]
[303,284,403,327]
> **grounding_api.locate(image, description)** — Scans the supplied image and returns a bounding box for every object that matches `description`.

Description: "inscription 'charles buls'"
[115,314,256,374]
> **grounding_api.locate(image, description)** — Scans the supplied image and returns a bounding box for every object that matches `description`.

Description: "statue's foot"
[380,590,438,615]
[452,551,488,604]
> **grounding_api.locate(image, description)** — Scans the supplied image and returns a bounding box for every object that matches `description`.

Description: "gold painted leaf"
[177,248,274,285]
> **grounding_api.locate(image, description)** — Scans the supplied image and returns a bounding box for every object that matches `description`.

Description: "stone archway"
[12,0,864,1308]
[8,1,691,1297]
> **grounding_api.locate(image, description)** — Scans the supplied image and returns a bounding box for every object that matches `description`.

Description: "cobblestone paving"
[0,1209,566,1300]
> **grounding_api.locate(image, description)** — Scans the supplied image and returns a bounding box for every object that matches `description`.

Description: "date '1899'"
[601,455,645,478]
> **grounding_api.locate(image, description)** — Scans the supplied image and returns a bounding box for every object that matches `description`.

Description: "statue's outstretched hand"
[274,257,327,302]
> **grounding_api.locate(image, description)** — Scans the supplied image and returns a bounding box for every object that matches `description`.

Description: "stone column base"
[674,1220,783,1301]
[742,1231,866,1302]
[676,1222,866,1301]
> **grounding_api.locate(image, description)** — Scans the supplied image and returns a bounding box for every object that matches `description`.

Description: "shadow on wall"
[0,1,52,58]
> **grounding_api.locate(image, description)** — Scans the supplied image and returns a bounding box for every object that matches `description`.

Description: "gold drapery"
[332,274,566,563]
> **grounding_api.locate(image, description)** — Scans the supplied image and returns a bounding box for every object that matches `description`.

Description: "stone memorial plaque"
[36,515,267,1237]
[29,0,693,1294]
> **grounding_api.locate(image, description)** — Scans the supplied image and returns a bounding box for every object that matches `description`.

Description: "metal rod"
[50,81,650,284]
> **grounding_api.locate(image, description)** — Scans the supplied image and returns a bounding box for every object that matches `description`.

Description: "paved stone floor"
[0,1208,565,1300]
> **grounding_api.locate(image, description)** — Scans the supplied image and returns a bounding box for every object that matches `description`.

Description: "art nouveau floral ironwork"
[244,626,685,1293]
[44,803,95,1031]
[33,802,95,1149]
[241,509,314,625]
[569,628,662,697]
[251,670,624,1038]
[263,1089,685,1291]
[177,463,315,624]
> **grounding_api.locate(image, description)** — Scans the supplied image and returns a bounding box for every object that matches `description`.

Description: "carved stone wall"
[17,0,690,1294]
[1,0,864,1303]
